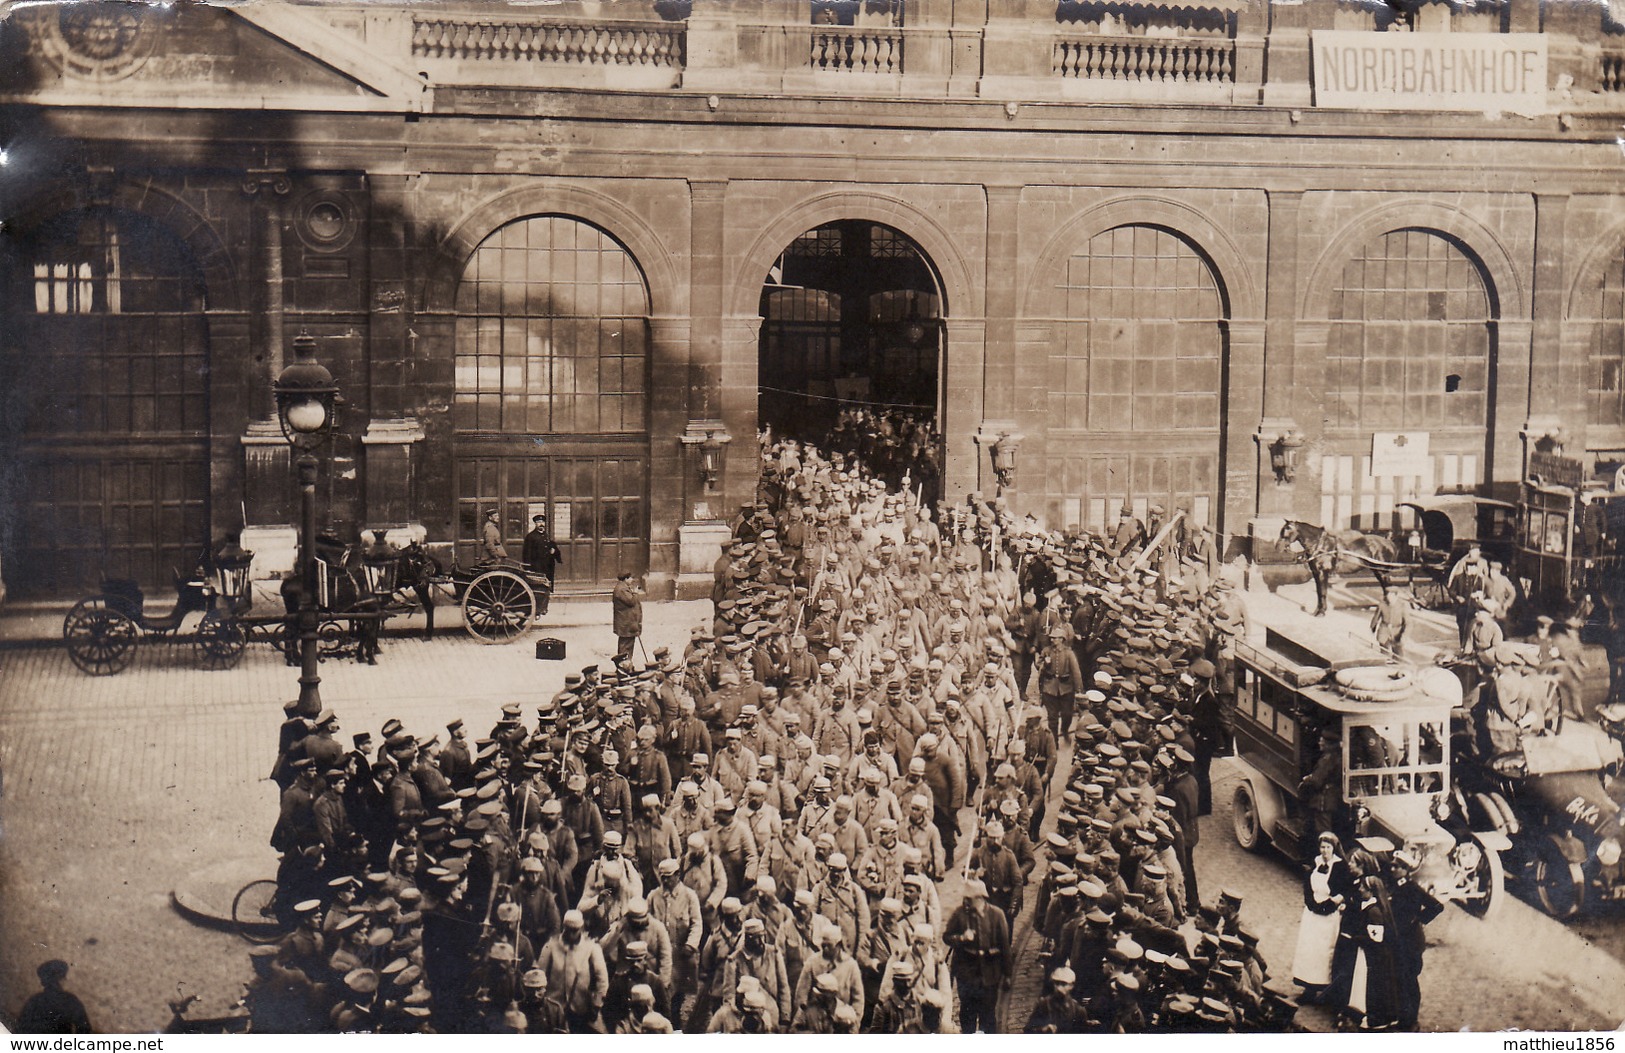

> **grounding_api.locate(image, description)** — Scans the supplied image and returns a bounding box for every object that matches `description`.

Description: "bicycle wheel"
[231,878,285,944]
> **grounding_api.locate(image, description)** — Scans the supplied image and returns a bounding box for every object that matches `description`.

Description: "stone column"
[1226,320,1267,551]
[673,179,735,599]
[1494,318,1535,499]
[1525,193,1576,460]
[982,184,1021,424]
[239,169,297,577]
[942,316,987,503]
[650,314,695,590]
[1286,319,1332,559]
[1012,319,1055,524]
[1255,190,1305,535]
[361,171,426,547]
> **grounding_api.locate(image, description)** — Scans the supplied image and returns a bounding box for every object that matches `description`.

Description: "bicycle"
[231,878,288,945]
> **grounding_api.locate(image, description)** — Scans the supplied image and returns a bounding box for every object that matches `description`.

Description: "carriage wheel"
[1415,579,1452,611]
[1231,782,1265,852]
[1457,837,1505,920]
[461,569,536,643]
[65,601,138,676]
[195,610,246,670]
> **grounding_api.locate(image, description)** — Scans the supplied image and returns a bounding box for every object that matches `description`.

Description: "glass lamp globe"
[284,397,328,434]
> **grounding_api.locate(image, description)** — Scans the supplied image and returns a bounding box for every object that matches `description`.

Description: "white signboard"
[1370,431,1431,477]
[1312,31,1547,116]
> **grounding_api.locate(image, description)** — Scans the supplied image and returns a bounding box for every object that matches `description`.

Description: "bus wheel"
[1233,782,1265,852]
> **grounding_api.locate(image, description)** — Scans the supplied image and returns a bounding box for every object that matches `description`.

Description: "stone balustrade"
[809,25,905,74]
[1054,33,1235,84]
[411,16,685,68]
[1604,50,1625,93]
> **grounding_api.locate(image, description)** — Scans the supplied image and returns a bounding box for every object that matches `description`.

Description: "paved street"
[0,596,713,1031]
[1,587,1623,1031]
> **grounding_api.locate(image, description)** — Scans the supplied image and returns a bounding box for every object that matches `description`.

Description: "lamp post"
[273,331,340,717]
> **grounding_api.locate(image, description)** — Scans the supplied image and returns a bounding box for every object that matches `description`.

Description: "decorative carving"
[293,193,358,253]
[242,169,293,197]
[31,1,156,81]
[85,165,118,206]
[60,4,143,61]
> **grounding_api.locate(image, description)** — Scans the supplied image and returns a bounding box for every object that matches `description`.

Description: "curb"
[171,856,280,934]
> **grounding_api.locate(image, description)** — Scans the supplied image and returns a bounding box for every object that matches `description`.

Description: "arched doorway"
[450,214,650,588]
[757,220,943,490]
[1044,224,1228,533]
[0,207,211,595]
[1320,228,1496,531]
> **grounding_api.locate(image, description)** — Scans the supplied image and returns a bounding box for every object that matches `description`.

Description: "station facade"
[2,0,1624,598]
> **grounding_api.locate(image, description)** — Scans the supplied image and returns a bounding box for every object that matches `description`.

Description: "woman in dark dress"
[1325,846,1376,1023]
[1349,869,1401,1031]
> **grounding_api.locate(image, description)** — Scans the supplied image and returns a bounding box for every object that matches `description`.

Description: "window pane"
[453,215,650,435]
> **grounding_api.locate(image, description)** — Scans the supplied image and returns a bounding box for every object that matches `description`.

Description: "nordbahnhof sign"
[1312,30,1547,115]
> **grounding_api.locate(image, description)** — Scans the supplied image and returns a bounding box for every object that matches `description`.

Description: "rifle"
[1130,511,1186,572]
[961,781,987,882]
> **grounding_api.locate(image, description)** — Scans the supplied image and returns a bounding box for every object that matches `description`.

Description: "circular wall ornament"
[39,2,156,81]
[295,194,358,253]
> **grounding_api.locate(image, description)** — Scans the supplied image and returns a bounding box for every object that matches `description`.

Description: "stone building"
[2,0,1622,598]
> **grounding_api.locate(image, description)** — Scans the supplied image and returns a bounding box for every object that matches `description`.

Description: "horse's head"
[1278,521,1300,545]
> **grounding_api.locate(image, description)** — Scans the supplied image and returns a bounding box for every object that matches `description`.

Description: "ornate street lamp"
[1269,429,1304,485]
[362,529,400,597]
[698,430,725,494]
[210,535,256,613]
[273,331,340,717]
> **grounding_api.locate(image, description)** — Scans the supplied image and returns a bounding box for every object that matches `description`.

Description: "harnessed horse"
[1279,520,1398,617]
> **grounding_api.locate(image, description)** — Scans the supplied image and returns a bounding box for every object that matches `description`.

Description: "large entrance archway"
[757,220,943,485]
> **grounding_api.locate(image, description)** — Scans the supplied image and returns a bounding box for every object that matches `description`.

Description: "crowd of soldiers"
[248,429,1296,1034]
[820,408,942,506]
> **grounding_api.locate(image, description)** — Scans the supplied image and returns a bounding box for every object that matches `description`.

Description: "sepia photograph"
[0,0,1623,1038]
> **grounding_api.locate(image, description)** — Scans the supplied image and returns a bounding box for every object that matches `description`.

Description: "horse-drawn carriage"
[385,539,554,644]
[62,538,394,676]
[1277,494,1522,615]
[62,534,555,675]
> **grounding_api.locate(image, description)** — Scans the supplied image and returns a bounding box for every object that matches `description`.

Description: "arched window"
[1326,229,1492,434]
[2,208,210,593]
[1589,245,1625,429]
[1050,225,1223,433]
[450,215,650,585]
[453,215,648,436]
[1321,228,1495,530]
[1045,224,1225,532]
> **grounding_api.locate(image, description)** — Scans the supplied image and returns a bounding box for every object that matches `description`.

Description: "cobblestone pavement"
[2,588,1623,1032]
[0,597,710,1031]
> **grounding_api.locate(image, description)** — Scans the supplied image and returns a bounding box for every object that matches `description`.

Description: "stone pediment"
[0,2,429,112]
